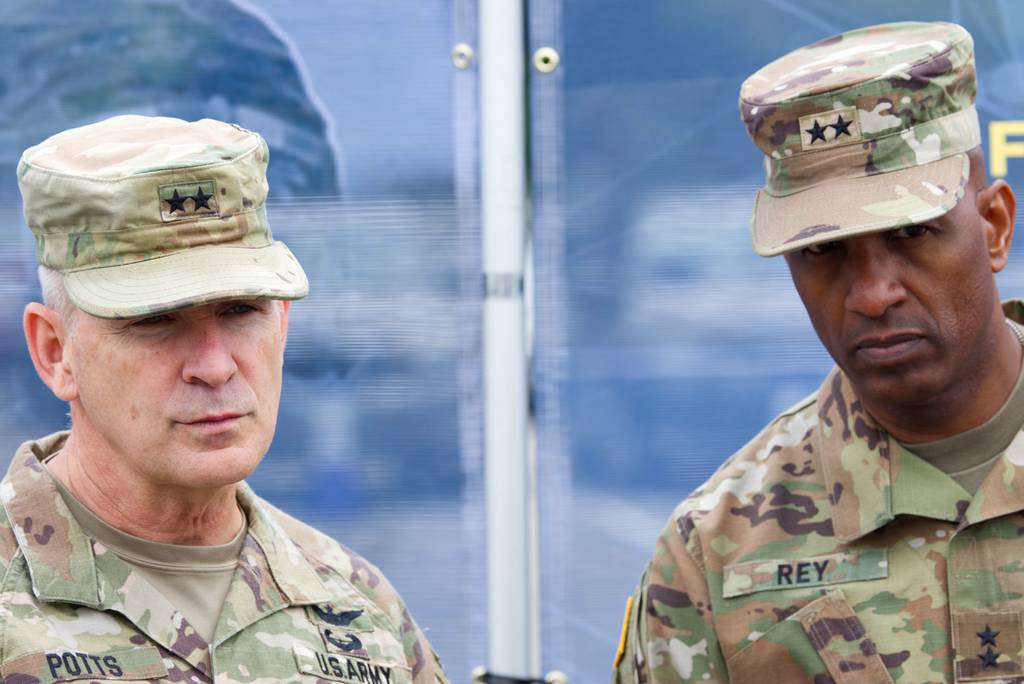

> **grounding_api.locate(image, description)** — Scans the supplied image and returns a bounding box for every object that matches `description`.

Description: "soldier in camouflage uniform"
[4,115,448,683]
[613,22,1024,684]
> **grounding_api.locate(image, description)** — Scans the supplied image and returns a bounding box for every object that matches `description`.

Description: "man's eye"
[223,303,259,316]
[892,224,930,239]
[131,314,171,327]
[803,240,840,256]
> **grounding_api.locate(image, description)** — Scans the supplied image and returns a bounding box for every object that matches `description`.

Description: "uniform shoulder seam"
[671,388,820,534]
[730,389,818,459]
[771,391,818,423]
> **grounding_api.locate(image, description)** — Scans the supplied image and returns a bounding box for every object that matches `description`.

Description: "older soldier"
[3,115,447,683]
[614,22,1024,684]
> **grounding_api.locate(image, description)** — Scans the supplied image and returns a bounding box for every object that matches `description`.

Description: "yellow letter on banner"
[990,121,1024,177]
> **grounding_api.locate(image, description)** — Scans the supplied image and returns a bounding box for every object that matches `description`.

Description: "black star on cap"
[166,189,187,214]
[979,646,1000,669]
[978,625,1000,647]
[805,120,828,144]
[193,186,211,210]
[831,114,853,138]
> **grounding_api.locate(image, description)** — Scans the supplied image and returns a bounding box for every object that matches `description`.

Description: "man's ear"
[23,303,77,401]
[278,300,290,348]
[980,178,1017,272]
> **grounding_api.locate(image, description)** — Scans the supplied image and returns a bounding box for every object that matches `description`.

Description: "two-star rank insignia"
[955,614,1023,679]
[798,107,862,150]
[977,625,1002,669]
[158,180,219,221]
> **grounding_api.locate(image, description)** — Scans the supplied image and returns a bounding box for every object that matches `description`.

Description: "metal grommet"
[452,43,475,70]
[532,47,560,73]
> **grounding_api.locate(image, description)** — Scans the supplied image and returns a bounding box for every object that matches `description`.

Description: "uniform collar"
[0,432,100,607]
[0,431,330,609]
[816,369,970,543]
[234,481,332,605]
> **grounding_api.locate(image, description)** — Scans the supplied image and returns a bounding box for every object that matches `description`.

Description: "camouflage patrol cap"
[740,22,979,256]
[17,115,308,318]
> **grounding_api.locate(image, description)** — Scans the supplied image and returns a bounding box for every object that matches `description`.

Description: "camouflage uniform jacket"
[0,433,448,684]
[615,306,1024,684]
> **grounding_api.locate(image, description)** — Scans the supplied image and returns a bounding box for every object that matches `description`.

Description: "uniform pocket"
[726,590,893,684]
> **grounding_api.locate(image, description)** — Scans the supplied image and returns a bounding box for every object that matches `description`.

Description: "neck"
[859,320,1023,444]
[48,431,243,546]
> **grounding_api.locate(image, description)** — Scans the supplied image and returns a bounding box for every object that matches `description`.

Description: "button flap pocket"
[727,590,892,684]
[795,590,893,683]
[723,549,888,598]
[1,645,168,682]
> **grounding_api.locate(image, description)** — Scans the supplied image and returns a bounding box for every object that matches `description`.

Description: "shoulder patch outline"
[613,595,633,669]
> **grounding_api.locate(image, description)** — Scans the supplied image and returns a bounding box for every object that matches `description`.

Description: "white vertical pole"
[480,0,534,677]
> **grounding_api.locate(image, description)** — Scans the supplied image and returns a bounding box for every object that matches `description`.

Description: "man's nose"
[844,247,906,318]
[181,321,238,387]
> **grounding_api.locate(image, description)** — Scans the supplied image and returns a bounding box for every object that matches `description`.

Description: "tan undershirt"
[44,466,245,643]
[901,325,1024,495]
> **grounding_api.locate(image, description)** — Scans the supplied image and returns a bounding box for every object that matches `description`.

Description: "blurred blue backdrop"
[531,1,1024,681]
[2,1,1024,682]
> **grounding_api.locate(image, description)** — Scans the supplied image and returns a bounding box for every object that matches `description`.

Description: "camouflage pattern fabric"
[0,433,449,684]
[18,116,276,273]
[613,305,1024,683]
[739,22,980,256]
[17,115,308,319]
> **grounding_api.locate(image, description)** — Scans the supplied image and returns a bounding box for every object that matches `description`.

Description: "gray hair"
[37,265,78,331]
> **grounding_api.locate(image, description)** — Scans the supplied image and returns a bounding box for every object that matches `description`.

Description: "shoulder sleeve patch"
[613,595,634,669]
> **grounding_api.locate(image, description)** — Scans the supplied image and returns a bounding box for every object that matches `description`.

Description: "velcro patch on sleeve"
[723,549,888,598]
[1,645,168,682]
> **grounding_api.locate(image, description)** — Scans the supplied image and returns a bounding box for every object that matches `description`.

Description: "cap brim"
[751,153,970,256]
[64,241,309,319]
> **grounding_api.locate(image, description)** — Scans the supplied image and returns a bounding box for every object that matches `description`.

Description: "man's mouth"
[852,332,925,363]
[183,413,244,428]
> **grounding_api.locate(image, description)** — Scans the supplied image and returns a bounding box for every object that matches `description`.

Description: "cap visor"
[751,153,970,256]
[64,241,308,318]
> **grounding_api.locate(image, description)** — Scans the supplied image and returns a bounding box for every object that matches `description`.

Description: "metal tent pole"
[480,0,534,677]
